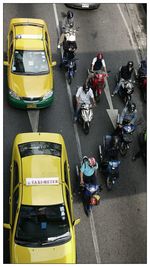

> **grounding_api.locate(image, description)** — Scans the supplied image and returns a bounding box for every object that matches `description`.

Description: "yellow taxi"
[4,18,56,109]
[4,132,80,263]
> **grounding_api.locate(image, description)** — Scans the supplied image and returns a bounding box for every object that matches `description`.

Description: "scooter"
[65,58,78,84]
[88,70,108,102]
[99,135,120,190]
[79,103,93,134]
[76,164,101,216]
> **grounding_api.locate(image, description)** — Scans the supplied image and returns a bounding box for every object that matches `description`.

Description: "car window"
[18,141,61,158]
[12,186,19,226]
[11,50,49,75]
[9,30,13,44]
[9,43,13,63]
[13,161,19,190]
[15,204,71,247]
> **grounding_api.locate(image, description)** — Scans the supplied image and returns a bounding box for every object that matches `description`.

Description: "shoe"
[132,156,136,161]
[111,93,115,97]
[57,44,60,49]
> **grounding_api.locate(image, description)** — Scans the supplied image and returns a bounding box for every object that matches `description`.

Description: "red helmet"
[88,157,96,167]
[97,52,103,60]
[90,197,97,205]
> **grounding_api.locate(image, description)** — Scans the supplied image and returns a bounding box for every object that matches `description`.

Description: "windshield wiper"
[41,232,70,245]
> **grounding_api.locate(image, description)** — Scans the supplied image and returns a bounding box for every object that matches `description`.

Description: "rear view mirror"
[4,223,11,230]
[4,61,9,66]
[73,218,80,226]
[52,61,57,67]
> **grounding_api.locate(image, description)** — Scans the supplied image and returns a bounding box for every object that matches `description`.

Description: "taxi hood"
[13,239,76,263]
[9,73,53,97]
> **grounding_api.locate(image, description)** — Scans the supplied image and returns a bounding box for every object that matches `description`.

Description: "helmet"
[128,102,136,112]
[97,52,103,60]
[67,10,74,19]
[90,197,97,205]
[127,61,134,68]
[82,156,88,163]
[83,83,89,93]
[88,157,96,167]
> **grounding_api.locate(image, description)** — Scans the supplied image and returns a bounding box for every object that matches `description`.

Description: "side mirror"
[73,218,80,226]
[4,223,11,230]
[4,61,9,66]
[52,61,57,67]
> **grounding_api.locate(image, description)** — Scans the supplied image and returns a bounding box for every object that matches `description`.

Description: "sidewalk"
[125,4,147,59]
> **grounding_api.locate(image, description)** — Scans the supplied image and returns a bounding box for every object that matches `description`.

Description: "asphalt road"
[3,3,147,264]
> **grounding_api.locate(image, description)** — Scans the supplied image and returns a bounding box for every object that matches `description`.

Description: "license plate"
[82,3,89,8]
[27,103,37,108]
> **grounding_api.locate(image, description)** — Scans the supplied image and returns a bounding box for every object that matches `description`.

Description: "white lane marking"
[104,78,118,128]
[53,3,101,264]
[27,110,39,132]
[117,3,140,64]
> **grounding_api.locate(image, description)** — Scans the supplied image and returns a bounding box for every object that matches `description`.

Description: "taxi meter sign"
[26,177,59,186]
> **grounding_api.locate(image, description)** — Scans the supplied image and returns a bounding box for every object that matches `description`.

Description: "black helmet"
[67,10,74,19]
[127,61,134,68]
[83,83,89,93]
[128,102,136,112]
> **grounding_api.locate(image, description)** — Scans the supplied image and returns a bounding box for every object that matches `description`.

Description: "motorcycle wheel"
[68,75,72,85]
[83,122,89,135]
[106,177,113,191]
[120,142,128,156]
[84,204,91,216]
[95,94,100,103]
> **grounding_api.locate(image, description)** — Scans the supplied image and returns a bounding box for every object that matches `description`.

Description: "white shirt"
[92,57,106,68]
[76,87,94,104]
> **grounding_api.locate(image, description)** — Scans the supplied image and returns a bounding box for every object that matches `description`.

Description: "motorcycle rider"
[58,11,77,59]
[86,52,107,84]
[80,156,98,185]
[74,83,96,122]
[112,61,134,96]
[58,11,74,48]
[118,102,137,128]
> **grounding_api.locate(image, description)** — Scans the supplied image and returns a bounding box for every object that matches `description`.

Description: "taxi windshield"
[15,204,71,247]
[18,141,61,158]
[12,50,49,75]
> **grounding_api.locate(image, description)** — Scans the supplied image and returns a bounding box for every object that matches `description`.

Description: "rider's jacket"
[76,87,94,104]
[92,57,106,71]
[120,65,133,80]
[80,161,98,177]
[119,106,137,125]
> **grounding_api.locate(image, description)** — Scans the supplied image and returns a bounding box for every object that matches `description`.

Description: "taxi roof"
[21,155,64,206]
[14,24,45,50]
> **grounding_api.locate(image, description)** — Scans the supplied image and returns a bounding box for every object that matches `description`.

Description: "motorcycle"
[79,103,93,134]
[88,70,108,102]
[99,135,120,190]
[63,28,78,57]
[136,60,147,102]
[116,114,136,156]
[76,164,101,216]
[65,58,78,84]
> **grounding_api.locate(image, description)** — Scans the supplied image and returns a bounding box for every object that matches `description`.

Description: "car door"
[64,161,74,223]
[9,160,19,260]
